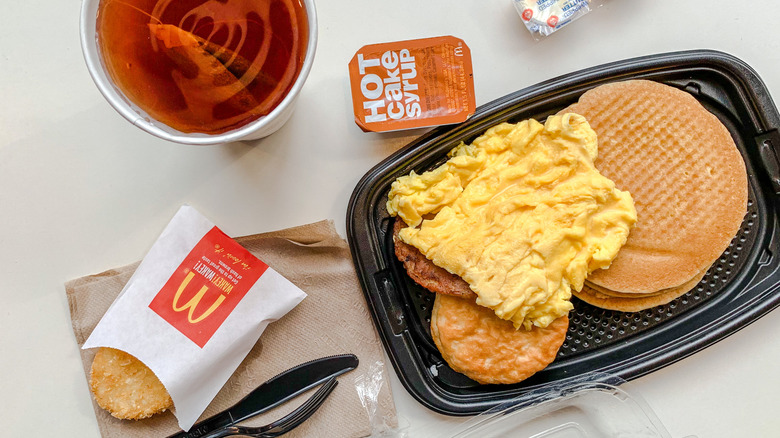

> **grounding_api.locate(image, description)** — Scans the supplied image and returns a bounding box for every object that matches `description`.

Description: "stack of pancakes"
[560,80,748,311]
[391,79,748,384]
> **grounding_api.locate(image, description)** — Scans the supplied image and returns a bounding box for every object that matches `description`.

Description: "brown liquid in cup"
[97,0,308,135]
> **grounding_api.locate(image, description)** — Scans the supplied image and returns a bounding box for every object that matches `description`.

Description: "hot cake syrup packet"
[83,205,306,431]
[349,36,475,132]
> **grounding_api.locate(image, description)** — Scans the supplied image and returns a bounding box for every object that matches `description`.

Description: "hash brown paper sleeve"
[82,206,308,431]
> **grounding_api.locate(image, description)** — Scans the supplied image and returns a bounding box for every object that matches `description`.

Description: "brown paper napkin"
[67,220,398,438]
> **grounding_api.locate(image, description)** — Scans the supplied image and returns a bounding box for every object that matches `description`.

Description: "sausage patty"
[392,217,476,299]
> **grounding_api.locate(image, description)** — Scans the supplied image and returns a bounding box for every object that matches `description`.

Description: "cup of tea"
[80,0,317,145]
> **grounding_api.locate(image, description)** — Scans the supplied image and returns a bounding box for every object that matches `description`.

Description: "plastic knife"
[167,353,359,438]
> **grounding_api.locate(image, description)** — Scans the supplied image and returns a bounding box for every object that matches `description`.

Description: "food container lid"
[434,373,686,438]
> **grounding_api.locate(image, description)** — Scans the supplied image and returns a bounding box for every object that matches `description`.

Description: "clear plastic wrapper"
[355,361,410,437]
[433,373,686,438]
[513,0,604,40]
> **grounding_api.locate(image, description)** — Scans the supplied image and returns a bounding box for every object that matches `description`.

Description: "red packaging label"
[348,36,476,132]
[149,227,268,347]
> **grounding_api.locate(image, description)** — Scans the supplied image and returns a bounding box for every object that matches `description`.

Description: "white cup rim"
[79,0,318,145]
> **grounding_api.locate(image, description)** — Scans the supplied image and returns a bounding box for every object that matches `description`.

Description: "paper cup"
[79,0,318,145]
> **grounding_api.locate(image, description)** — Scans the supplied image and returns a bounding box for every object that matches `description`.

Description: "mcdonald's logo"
[454,46,463,57]
[171,271,226,324]
[149,227,267,347]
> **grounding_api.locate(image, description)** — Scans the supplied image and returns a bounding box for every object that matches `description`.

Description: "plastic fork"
[199,377,338,438]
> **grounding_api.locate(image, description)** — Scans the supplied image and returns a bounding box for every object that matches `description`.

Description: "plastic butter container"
[513,0,603,39]
[348,36,475,132]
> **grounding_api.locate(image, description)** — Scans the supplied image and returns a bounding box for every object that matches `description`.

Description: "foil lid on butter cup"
[348,36,476,132]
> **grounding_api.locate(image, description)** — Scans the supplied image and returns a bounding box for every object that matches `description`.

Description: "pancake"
[561,79,748,294]
[90,347,173,420]
[585,280,665,298]
[431,294,568,384]
[573,266,709,312]
[393,217,476,299]
[583,266,708,299]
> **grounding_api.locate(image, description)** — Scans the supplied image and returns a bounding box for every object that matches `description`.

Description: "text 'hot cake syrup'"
[97,0,308,134]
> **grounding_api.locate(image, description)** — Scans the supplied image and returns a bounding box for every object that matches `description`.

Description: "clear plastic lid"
[432,373,692,438]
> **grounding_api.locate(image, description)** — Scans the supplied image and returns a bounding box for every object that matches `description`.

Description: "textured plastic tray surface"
[346,50,780,415]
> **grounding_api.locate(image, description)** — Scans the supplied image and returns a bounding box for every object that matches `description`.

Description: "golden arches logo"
[172,271,226,324]
[148,227,269,348]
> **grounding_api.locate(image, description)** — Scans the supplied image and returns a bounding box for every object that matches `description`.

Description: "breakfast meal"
[89,347,173,420]
[561,80,748,309]
[58,0,777,427]
[96,0,308,134]
[387,80,748,384]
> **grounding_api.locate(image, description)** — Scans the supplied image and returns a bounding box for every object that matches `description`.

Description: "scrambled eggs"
[387,113,637,329]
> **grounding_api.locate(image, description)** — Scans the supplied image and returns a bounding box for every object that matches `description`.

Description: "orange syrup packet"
[348,36,476,132]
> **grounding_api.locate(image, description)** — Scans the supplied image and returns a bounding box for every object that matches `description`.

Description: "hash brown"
[89,347,173,420]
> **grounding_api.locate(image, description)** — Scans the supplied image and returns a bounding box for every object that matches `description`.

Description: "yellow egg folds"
[387,113,637,329]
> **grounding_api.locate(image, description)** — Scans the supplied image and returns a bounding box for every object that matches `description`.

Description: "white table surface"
[3,0,780,436]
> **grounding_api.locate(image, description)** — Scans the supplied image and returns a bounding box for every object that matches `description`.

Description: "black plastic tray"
[346,50,780,415]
